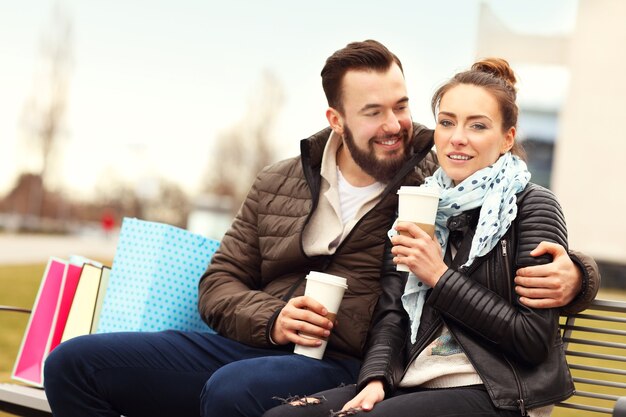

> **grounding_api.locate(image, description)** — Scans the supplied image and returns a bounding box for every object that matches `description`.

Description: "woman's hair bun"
[472,58,516,89]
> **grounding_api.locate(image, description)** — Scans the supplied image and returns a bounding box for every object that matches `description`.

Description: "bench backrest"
[556,299,626,416]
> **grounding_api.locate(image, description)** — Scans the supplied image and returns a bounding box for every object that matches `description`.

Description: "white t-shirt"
[337,167,384,225]
[302,131,385,256]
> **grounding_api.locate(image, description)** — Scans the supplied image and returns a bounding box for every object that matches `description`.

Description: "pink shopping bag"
[49,262,82,349]
[11,258,82,387]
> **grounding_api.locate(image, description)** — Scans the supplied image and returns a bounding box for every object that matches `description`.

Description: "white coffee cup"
[293,271,348,360]
[395,186,440,272]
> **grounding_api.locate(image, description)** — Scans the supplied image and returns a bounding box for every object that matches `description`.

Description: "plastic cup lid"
[397,186,440,198]
[306,272,348,288]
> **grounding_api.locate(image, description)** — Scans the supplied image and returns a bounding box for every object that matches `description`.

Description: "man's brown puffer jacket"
[198,124,438,360]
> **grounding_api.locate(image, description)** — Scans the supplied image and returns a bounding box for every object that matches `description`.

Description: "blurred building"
[476,0,626,286]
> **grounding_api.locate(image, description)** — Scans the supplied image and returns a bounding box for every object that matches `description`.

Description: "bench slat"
[572,377,626,390]
[566,349,626,363]
[569,363,626,376]
[574,390,621,401]
[581,299,626,312]
[564,337,626,350]
[556,401,613,414]
[569,312,626,324]
[561,324,626,337]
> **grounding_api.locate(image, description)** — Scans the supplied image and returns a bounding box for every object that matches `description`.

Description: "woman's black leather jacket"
[358,183,575,415]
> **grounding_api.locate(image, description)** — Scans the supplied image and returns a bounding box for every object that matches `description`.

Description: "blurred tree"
[202,70,284,213]
[141,179,191,228]
[0,173,68,232]
[94,176,143,221]
[19,3,73,218]
[95,175,190,228]
[1,173,44,220]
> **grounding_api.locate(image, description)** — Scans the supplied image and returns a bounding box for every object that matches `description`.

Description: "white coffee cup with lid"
[293,272,348,360]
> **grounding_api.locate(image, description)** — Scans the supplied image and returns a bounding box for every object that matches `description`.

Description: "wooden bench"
[0,382,50,417]
[3,299,626,417]
[557,298,626,416]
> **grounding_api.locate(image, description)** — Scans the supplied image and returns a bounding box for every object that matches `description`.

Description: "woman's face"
[434,83,515,185]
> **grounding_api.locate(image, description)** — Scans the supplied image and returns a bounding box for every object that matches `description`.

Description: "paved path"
[0,232,119,265]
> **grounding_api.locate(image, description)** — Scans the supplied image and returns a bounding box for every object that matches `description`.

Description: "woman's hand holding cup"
[392,221,447,287]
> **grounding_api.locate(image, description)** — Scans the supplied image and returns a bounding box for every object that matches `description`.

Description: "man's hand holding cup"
[287,272,348,360]
[272,295,334,346]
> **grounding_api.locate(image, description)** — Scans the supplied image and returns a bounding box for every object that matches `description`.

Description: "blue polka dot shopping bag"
[96,218,219,333]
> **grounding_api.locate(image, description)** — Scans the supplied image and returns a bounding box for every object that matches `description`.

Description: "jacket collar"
[445,209,480,270]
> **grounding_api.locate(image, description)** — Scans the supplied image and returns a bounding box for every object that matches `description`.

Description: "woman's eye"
[471,123,487,130]
[439,120,453,127]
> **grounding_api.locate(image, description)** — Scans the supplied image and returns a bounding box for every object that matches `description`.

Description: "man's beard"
[342,125,410,183]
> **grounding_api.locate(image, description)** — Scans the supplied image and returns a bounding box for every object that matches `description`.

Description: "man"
[44,40,598,417]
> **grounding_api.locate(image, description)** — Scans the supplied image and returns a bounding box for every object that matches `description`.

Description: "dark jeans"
[43,331,360,417]
[263,384,522,417]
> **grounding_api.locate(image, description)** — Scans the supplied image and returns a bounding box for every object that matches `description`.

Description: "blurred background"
[0,0,624,283]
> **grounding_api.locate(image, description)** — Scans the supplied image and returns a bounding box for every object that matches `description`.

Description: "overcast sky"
[0,0,578,199]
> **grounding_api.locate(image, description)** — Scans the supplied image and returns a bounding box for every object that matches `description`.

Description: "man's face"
[333,64,413,182]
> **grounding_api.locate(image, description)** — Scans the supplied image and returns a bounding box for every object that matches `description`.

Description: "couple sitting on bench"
[43,40,599,417]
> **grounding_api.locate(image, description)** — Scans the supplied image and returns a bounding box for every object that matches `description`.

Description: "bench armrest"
[0,383,51,416]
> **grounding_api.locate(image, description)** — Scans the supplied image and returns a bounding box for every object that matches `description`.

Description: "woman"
[263,58,574,417]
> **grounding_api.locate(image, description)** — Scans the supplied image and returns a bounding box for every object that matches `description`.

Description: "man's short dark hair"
[321,40,403,113]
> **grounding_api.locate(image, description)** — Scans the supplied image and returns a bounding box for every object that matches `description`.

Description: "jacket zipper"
[438,318,527,416]
[500,239,526,415]
[461,239,526,415]
[503,355,527,415]
[501,240,513,304]
[436,324,528,416]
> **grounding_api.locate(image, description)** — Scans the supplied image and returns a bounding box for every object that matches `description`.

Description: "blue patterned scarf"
[400,152,531,342]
